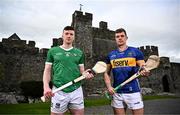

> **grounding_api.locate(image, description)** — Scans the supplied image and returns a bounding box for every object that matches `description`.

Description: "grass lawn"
[0,95,179,114]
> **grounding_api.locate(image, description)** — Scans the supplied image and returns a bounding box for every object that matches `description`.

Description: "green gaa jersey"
[46,46,85,93]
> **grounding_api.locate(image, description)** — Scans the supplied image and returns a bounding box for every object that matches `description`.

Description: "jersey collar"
[60,46,73,51]
[118,45,128,52]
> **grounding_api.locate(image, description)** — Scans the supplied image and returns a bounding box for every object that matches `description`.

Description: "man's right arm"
[43,64,53,98]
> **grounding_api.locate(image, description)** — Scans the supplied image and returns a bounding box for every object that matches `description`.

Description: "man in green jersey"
[43,26,94,115]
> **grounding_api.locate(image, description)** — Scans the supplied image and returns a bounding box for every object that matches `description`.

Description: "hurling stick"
[105,55,160,99]
[41,61,107,102]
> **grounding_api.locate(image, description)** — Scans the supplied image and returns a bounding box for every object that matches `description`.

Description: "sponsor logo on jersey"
[110,54,116,58]
[73,53,77,56]
[134,101,140,105]
[111,58,136,68]
[65,52,70,57]
[127,52,134,57]
[55,103,60,108]
[56,52,63,55]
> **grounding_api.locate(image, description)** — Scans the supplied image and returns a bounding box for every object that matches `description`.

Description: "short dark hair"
[63,26,74,31]
[115,28,127,36]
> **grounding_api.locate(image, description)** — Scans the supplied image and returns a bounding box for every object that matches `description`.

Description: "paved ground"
[85,99,180,115]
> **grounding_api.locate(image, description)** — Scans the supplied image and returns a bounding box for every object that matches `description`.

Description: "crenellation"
[99,21,108,29]
[146,45,151,51]
[72,11,93,24]
[139,46,144,51]
[85,12,93,20]
[52,38,59,47]
[51,38,63,47]
[139,45,159,58]
[74,10,83,16]
[0,34,41,55]
[151,46,159,56]
[28,41,35,47]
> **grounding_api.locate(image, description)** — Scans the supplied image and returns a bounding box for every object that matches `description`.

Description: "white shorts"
[51,86,84,113]
[111,92,144,110]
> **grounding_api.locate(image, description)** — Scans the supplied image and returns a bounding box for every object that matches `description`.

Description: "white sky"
[0,0,180,62]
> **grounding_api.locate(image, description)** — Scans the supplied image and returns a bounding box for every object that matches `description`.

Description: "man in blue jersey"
[104,28,150,115]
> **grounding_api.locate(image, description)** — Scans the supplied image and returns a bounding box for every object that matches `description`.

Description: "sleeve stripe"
[45,62,53,65]
[79,64,84,67]
[136,60,144,63]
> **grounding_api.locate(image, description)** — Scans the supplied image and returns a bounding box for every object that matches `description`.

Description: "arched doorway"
[162,75,170,92]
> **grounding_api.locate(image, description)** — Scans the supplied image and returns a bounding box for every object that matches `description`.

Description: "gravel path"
[85,99,180,115]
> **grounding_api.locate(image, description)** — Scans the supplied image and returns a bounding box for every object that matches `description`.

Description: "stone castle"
[0,10,180,96]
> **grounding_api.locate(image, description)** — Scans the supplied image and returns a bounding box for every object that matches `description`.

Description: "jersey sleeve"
[46,49,53,64]
[135,49,144,61]
[105,53,111,64]
[79,51,85,65]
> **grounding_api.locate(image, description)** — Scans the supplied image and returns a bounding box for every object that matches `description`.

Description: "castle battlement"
[73,10,93,21]
[139,45,159,59]
[2,38,26,47]
[72,11,93,27]
[0,33,42,55]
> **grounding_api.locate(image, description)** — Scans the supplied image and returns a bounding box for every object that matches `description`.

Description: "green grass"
[85,97,111,107]
[143,95,179,100]
[0,95,179,114]
[0,102,50,114]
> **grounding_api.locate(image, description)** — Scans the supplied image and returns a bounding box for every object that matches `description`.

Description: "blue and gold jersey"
[106,46,144,93]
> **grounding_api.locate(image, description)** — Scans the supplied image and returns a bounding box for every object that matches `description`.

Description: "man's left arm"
[137,60,150,77]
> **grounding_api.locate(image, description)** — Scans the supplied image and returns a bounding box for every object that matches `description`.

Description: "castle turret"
[71,11,93,57]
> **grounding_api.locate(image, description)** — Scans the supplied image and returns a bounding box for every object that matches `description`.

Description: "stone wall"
[171,63,180,93]
[0,33,46,93]
[0,54,45,92]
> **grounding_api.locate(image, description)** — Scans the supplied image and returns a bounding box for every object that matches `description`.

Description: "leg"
[113,107,126,115]
[51,87,69,115]
[111,93,126,115]
[69,87,84,115]
[132,108,144,115]
[124,92,144,115]
[69,108,84,115]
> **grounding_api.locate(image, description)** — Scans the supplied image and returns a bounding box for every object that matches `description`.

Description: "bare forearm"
[43,65,52,89]
[43,72,51,88]
[104,73,112,88]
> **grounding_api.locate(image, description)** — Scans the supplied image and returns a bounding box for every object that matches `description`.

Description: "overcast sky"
[0,0,180,62]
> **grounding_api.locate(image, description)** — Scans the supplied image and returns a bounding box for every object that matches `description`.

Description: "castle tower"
[71,11,93,57]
